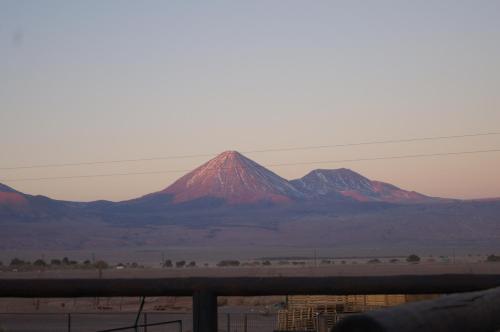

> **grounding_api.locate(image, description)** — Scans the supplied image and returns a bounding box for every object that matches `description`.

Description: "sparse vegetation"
[94,260,109,269]
[262,260,271,266]
[50,259,61,265]
[33,259,47,267]
[406,254,421,263]
[10,258,27,267]
[217,260,240,267]
[486,254,500,262]
[389,258,399,263]
[367,258,381,264]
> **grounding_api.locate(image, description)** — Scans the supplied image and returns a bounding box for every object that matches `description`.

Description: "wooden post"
[67,313,71,332]
[243,313,248,332]
[226,313,230,332]
[317,313,328,332]
[193,291,218,332]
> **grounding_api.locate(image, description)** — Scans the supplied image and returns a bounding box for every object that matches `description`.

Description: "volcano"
[291,168,432,203]
[158,151,303,204]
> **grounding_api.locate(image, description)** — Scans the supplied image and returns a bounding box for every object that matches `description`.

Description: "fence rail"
[1,274,500,297]
[1,275,500,332]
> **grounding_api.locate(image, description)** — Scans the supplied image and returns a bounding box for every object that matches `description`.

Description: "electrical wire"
[1,131,499,170]
[2,148,499,182]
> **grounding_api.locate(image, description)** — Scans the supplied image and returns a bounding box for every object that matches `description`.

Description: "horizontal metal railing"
[1,275,500,332]
[1,274,500,297]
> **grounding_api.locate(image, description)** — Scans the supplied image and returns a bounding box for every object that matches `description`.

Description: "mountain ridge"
[0,150,462,210]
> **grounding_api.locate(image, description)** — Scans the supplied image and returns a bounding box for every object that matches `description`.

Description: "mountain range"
[131,150,438,206]
[0,151,441,214]
[1,151,499,251]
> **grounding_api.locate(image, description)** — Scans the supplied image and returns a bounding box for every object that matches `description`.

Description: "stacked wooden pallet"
[277,295,410,331]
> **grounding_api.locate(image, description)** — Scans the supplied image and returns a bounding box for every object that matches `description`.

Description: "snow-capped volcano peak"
[161,151,303,204]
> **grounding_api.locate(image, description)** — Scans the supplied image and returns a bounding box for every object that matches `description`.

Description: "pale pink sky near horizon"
[1,1,500,201]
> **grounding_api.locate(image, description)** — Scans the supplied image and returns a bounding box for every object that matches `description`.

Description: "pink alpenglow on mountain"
[291,168,431,203]
[160,151,303,204]
[0,183,28,208]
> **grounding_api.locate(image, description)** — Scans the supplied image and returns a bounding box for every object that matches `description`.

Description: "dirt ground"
[1,261,500,279]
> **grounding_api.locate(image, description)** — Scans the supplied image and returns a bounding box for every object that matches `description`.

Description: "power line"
[1,131,499,170]
[2,148,499,183]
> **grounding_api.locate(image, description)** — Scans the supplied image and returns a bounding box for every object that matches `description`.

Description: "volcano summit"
[158,151,303,204]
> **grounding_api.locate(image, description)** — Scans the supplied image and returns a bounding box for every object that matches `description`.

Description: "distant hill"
[291,168,435,203]
[0,183,77,222]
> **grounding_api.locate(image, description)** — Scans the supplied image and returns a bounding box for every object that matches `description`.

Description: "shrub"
[33,259,47,267]
[216,260,240,267]
[163,259,172,268]
[94,260,109,269]
[176,260,186,268]
[262,260,271,266]
[367,258,381,264]
[50,259,62,266]
[406,254,421,263]
[486,254,500,262]
[187,261,196,267]
[9,258,25,266]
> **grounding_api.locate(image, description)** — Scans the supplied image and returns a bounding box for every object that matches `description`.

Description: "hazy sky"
[1,0,499,201]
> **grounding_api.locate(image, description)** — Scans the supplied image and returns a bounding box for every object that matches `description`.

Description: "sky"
[1,0,499,201]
